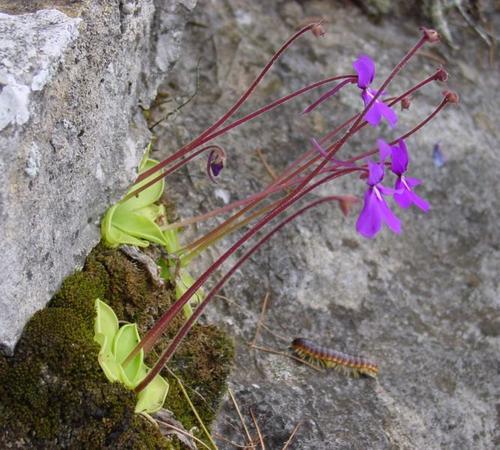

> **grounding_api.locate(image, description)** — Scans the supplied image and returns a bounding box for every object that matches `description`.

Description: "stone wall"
[0,0,196,354]
[149,1,500,447]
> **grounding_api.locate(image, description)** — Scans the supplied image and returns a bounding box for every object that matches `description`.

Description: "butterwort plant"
[113,24,457,396]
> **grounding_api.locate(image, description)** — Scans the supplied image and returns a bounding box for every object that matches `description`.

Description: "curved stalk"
[134,23,323,186]
[134,194,354,392]
[124,31,439,367]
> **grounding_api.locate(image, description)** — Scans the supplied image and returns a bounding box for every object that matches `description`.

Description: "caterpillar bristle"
[291,337,379,379]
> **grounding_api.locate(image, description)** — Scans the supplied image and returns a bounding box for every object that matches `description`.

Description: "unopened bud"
[311,22,326,38]
[339,196,359,216]
[421,27,440,43]
[207,146,227,182]
[434,68,448,82]
[443,90,459,104]
[401,96,412,110]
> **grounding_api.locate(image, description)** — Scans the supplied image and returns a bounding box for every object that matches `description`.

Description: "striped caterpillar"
[291,338,379,378]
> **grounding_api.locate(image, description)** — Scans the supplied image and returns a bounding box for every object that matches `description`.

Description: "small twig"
[248,344,324,373]
[281,421,303,450]
[260,323,290,343]
[416,49,447,66]
[214,294,289,342]
[213,433,254,449]
[251,292,270,346]
[156,418,213,450]
[455,1,492,47]
[165,367,218,450]
[250,409,266,450]
[485,21,496,66]
[228,388,254,447]
[165,367,215,413]
[256,148,279,181]
[149,58,202,131]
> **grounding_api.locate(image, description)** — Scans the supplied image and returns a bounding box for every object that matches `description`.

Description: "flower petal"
[367,160,384,186]
[404,176,422,188]
[391,140,409,175]
[378,184,397,196]
[361,90,382,127]
[207,148,226,182]
[353,55,375,89]
[377,139,392,161]
[409,190,430,212]
[393,190,413,209]
[393,178,412,208]
[211,162,223,176]
[377,100,398,128]
[356,189,382,239]
[378,195,402,233]
[394,177,430,212]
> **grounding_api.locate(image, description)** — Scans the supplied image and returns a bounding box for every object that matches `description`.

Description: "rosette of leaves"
[100,145,204,317]
[101,146,177,250]
[94,298,168,414]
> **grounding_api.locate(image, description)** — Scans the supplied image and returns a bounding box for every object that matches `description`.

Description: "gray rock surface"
[0,0,196,354]
[150,0,500,448]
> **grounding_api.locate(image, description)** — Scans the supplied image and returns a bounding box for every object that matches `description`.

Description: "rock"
[0,0,196,355]
[149,0,500,448]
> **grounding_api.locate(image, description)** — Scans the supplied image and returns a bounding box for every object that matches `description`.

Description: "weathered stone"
[149,0,500,448]
[0,0,196,354]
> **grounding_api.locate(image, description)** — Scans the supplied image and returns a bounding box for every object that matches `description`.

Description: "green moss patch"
[0,244,234,448]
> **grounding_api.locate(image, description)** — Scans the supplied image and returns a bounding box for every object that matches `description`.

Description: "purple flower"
[352,55,398,128]
[353,55,375,89]
[389,140,430,212]
[206,146,226,183]
[356,160,401,239]
[432,143,445,168]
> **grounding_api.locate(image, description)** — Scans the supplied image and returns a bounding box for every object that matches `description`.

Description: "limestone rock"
[0,0,196,354]
[150,0,500,448]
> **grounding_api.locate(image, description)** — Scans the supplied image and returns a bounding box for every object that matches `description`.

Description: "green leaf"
[94,298,119,351]
[113,323,144,389]
[101,204,150,248]
[163,228,181,254]
[112,207,168,247]
[97,336,121,382]
[135,374,169,414]
[138,144,153,172]
[158,258,171,281]
[176,269,205,307]
[94,299,121,382]
[120,158,165,212]
[136,204,165,222]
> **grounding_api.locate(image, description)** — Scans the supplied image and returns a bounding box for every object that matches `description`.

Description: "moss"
[0,244,234,449]
[165,325,235,432]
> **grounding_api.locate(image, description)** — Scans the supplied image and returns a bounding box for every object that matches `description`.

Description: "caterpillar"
[291,338,379,378]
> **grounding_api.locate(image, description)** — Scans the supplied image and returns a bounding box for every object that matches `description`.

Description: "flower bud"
[206,146,227,182]
[338,196,359,217]
[421,27,440,43]
[401,96,412,110]
[311,22,326,38]
[443,90,459,104]
[434,68,448,82]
